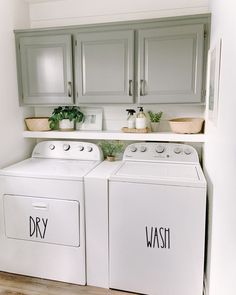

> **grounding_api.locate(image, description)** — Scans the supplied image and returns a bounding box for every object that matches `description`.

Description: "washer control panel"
[32,141,103,161]
[123,143,199,163]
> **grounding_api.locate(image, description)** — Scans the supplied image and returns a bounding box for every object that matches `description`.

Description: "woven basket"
[169,118,204,134]
[25,117,51,131]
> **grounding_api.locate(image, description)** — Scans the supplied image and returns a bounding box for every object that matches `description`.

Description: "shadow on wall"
[203,167,214,295]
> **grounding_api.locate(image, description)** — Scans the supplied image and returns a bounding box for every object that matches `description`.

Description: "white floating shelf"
[23,130,205,142]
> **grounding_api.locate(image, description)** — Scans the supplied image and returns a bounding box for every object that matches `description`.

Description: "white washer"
[0,141,103,285]
[109,142,206,295]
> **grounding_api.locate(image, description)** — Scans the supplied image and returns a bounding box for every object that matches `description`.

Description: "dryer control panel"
[123,143,199,163]
[32,141,103,161]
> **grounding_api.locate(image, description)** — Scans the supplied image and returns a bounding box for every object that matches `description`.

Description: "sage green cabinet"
[75,30,134,103]
[15,15,209,106]
[18,35,74,105]
[138,24,204,103]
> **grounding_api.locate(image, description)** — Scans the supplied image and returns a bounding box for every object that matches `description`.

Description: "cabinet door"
[76,30,134,103]
[138,24,204,103]
[18,35,74,105]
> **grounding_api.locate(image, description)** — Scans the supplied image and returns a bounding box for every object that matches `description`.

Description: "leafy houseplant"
[148,111,163,132]
[99,140,124,161]
[49,106,84,131]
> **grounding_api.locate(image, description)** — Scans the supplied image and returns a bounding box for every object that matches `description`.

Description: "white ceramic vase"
[150,122,160,132]
[59,119,74,131]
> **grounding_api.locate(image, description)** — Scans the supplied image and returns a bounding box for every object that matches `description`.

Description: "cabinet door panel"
[19,35,73,105]
[76,31,134,103]
[139,24,204,103]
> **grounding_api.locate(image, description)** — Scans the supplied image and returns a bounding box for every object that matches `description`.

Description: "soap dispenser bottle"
[136,106,147,129]
[126,109,136,129]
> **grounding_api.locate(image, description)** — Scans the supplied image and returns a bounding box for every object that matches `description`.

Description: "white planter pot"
[150,122,160,132]
[59,119,74,131]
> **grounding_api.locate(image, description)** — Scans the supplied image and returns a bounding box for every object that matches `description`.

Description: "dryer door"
[4,195,80,247]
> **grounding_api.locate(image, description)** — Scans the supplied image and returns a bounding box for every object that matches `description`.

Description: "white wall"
[0,0,35,168]
[204,0,236,294]
[29,0,209,28]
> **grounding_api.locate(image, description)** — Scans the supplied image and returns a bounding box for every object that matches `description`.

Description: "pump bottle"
[136,107,147,129]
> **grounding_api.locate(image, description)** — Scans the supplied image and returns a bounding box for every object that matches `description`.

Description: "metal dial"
[63,144,70,151]
[156,145,165,153]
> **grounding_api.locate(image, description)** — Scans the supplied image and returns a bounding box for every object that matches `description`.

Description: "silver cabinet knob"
[87,146,93,152]
[140,146,147,152]
[174,147,182,154]
[156,145,165,153]
[49,144,55,150]
[63,144,70,151]
[184,148,192,155]
[78,145,84,151]
[130,146,137,152]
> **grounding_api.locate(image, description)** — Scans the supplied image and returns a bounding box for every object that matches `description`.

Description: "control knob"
[184,148,192,155]
[78,145,84,151]
[49,144,55,150]
[140,146,147,152]
[156,145,165,153]
[63,144,70,151]
[174,147,182,154]
[130,146,137,152]
[87,146,93,152]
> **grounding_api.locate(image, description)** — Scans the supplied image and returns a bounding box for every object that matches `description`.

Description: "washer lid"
[0,158,100,180]
[110,161,206,187]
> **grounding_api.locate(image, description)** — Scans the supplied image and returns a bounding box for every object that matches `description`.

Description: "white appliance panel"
[109,181,206,295]
[4,195,80,247]
[115,161,199,180]
[1,158,97,180]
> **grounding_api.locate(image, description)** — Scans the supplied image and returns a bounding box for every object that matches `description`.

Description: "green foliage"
[49,106,84,130]
[148,110,163,123]
[99,140,124,158]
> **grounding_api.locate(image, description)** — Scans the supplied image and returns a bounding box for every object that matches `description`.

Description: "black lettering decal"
[29,216,35,237]
[159,227,165,248]
[145,226,153,248]
[42,218,48,239]
[165,228,171,249]
[153,227,160,248]
[35,217,43,238]
[145,226,171,249]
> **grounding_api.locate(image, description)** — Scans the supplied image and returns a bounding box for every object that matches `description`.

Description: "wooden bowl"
[25,117,51,131]
[169,118,204,134]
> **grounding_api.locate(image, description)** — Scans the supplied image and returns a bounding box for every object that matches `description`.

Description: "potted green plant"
[148,111,163,132]
[99,140,124,161]
[49,106,84,131]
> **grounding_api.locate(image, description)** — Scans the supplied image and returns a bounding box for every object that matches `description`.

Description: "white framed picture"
[77,108,103,131]
[207,38,222,125]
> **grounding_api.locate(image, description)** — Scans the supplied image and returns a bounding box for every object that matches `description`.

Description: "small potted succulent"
[99,140,124,161]
[49,106,84,131]
[148,111,163,132]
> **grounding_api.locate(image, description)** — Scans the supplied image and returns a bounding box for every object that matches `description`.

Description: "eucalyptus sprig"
[148,111,163,123]
[99,140,124,158]
[49,106,84,129]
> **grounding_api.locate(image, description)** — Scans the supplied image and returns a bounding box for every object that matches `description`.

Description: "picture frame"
[207,39,222,125]
[77,108,103,131]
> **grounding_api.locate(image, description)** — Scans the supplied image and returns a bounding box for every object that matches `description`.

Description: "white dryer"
[109,142,206,295]
[0,141,103,285]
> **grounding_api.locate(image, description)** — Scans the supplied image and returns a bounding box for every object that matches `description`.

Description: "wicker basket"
[25,117,51,131]
[169,118,204,134]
